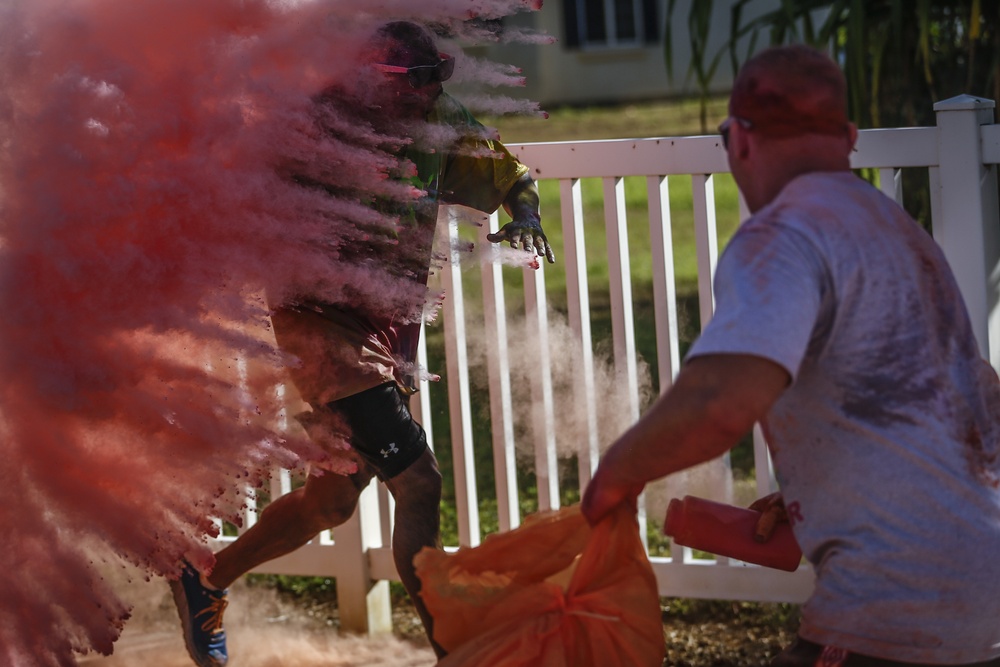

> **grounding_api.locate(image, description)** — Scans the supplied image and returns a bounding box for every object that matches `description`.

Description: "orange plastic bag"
[414,504,665,666]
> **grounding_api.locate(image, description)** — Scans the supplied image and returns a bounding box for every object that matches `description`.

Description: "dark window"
[613,0,637,41]
[584,0,608,42]
[563,0,659,49]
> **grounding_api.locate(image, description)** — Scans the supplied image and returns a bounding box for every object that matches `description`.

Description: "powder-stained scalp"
[372,20,440,67]
[730,44,850,138]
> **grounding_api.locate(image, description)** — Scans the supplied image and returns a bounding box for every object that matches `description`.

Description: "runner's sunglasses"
[718,116,753,150]
[374,54,455,88]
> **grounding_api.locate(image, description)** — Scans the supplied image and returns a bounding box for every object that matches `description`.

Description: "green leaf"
[816,0,850,47]
[916,0,935,97]
[664,0,680,83]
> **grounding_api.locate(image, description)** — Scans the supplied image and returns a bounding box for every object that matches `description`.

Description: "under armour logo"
[380,443,399,458]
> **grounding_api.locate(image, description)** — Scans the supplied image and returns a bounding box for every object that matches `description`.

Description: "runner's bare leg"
[206,469,369,589]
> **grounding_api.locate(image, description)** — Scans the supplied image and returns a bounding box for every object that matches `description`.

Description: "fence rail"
[216,95,1000,634]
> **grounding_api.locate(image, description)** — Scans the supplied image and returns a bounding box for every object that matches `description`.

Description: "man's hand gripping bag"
[414,504,665,666]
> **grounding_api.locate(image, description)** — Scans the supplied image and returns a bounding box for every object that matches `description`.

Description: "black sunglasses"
[375,53,455,89]
[719,116,753,150]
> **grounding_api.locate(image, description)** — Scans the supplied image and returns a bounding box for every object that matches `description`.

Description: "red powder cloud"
[0,0,544,663]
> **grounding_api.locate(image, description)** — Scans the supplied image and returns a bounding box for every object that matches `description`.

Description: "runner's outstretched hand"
[488,218,556,264]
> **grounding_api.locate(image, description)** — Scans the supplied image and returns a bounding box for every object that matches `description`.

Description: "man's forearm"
[502,173,541,224]
[583,354,789,522]
[599,364,751,489]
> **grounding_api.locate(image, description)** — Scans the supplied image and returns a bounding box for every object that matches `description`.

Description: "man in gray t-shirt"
[582,44,1000,666]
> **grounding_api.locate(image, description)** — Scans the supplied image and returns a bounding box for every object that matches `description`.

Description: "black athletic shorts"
[328,382,429,480]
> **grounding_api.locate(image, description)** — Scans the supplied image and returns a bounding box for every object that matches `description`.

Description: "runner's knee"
[391,451,442,507]
[297,474,364,531]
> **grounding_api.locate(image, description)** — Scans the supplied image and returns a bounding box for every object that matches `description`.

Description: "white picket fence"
[216,94,1000,634]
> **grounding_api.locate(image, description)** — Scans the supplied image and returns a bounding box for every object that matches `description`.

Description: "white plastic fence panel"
[412,326,434,449]
[481,211,521,532]
[603,176,641,421]
[560,178,601,485]
[878,167,903,205]
[441,210,480,547]
[983,123,1000,164]
[692,173,719,330]
[647,174,681,394]
[523,253,560,511]
[933,95,999,365]
[240,105,1000,627]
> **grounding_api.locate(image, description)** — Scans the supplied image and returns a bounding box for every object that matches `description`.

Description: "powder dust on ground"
[309,588,801,667]
[76,564,797,667]
[76,576,436,667]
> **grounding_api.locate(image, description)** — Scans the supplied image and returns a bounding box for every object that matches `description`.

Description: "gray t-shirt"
[689,171,1000,663]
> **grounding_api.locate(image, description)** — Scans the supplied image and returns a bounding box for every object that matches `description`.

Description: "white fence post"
[334,483,392,635]
[523,252,559,511]
[933,95,1000,368]
[481,211,521,532]
[561,178,601,487]
[441,209,481,547]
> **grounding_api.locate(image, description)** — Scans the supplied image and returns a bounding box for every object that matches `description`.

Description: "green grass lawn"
[481,95,732,143]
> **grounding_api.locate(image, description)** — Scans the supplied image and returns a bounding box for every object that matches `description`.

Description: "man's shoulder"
[779,171,872,209]
[755,172,870,229]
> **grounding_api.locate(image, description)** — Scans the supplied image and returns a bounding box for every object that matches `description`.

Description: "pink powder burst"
[0,0,546,664]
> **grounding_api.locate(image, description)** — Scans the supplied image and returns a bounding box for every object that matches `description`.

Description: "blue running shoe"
[169,563,229,667]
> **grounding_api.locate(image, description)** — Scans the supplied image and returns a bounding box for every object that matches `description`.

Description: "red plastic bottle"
[663,495,803,572]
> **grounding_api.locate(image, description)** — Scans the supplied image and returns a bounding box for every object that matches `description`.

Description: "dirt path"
[78,628,435,667]
[76,578,435,667]
[74,572,795,666]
